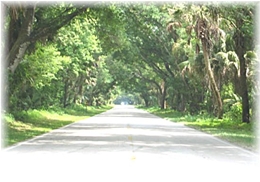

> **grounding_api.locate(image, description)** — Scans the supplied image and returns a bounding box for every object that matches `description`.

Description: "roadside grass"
[3,105,113,147]
[138,106,257,152]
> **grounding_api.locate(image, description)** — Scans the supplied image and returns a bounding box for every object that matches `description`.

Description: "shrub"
[224,101,242,122]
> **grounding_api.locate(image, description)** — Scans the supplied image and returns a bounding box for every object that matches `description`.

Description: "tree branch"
[30,7,87,42]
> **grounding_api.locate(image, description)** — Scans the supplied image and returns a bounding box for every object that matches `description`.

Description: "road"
[1,105,259,182]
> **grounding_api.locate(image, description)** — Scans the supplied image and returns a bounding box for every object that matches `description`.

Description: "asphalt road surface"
[1,105,259,182]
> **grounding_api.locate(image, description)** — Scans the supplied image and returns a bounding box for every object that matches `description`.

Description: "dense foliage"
[3,2,258,123]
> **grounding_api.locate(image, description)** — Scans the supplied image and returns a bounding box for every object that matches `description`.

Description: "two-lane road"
[1,105,259,182]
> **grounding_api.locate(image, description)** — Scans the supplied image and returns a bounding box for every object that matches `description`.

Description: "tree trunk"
[160,81,167,109]
[195,17,223,118]
[240,64,250,123]
[234,19,250,123]
[201,41,223,118]
[88,98,94,106]
[144,98,149,107]
[179,94,186,112]
[7,6,36,73]
[63,79,69,108]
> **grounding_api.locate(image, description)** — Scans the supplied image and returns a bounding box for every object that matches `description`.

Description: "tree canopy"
[2,1,258,123]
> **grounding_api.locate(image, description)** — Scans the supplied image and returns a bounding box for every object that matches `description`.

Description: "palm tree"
[167,4,224,118]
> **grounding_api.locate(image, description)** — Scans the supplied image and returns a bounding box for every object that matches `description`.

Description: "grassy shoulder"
[3,105,113,147]
[138,106,258,152]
